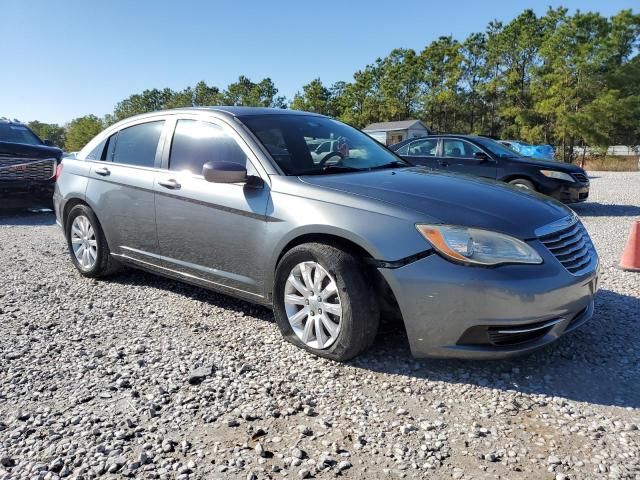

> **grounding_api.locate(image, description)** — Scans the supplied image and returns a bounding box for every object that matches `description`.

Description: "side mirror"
[44,139,56,147]
[473,151,490,161]
[202,161,247,183]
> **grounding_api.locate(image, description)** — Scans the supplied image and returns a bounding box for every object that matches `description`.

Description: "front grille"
[538,219,596,276]
[572,172,589,183]
[0,157,56,181]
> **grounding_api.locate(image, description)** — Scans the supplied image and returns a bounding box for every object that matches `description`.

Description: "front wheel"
[273,243,379,361]
[508,178,536,191]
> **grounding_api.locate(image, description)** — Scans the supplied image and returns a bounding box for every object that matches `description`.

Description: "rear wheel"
[508,178,536,191]
[66,204,120,277]
[273,243,379,361]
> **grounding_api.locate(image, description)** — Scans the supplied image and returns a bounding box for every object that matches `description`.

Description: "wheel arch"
[501,174,537,185]
[275,232,374,267]
[267,231,403,326]
[62,197,90,231]
[61,197,113,249]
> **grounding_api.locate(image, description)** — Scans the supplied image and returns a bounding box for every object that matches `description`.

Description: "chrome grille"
[538,218,597,276]
[487,318,561,346]
[0,157,56,181]
[572,172,588,183]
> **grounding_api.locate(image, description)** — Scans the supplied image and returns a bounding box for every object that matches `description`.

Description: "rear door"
[86,119,166,262]
[395,138,440,169]
[154,116,270,298]
[437,138,497,178]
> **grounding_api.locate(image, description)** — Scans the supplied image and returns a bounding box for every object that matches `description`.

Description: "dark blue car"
[390,134,589,203]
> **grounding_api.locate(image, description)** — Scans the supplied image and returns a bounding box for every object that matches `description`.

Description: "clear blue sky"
[2,0,636,125]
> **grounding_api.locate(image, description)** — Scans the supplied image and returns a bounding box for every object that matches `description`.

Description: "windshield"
[474,137,522,159]
[0,123,43,146]
[240,114,409,175]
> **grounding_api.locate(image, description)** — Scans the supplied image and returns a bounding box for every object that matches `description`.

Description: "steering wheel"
[318,151,344,167]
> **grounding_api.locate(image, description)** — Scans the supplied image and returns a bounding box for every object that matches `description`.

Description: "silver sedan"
[54,107,598,361]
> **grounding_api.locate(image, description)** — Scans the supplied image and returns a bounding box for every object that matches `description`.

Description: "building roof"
[363,119,429,131]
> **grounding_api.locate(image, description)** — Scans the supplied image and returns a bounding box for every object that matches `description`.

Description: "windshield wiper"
[369,160,410,170]
[296,165,362,175]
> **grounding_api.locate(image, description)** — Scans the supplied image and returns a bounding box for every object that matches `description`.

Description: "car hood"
[0,141,63,160]
[512,156,585,173]
[300,167,572,239]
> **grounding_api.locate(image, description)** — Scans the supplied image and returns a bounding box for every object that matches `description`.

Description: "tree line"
[27,7,639,162]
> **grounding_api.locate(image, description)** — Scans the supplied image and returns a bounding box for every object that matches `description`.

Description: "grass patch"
[581,156,639,171]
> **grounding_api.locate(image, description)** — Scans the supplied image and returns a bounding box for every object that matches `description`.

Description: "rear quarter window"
[85,138,108,160]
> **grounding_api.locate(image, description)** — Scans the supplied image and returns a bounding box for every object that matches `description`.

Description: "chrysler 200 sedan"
[54,107,599,361]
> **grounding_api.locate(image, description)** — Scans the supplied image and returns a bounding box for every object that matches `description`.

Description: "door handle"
[439,161,449,166]
[158,179,181,190]
[94,167,110,176]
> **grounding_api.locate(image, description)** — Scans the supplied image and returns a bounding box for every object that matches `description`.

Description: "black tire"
[508,178,536,191]
[65,204,120,278]
[273,243,379,361]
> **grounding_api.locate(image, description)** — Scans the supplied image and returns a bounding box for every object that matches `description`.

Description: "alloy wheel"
[284,261,343,350]
[70,215,98,270]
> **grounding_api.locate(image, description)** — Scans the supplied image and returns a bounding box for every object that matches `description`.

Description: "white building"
[363,120,431,146]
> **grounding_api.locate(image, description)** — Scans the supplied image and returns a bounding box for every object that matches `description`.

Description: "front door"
[154,118,270,298]
[437,138,497,178]
[86,119,165,262]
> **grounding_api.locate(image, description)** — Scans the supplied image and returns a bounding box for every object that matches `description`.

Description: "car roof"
[391,133,491,148]
[180,106,324,117]
[119,107,325,124]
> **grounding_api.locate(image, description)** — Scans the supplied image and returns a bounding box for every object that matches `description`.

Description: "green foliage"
[223,76,286,108]
[420,37,464,132]
[31,8,639,160]
[108,88,177,125]
[64,115,104,152]
[27,121,65,147]
[323,8,638,158]
[291,78,332,115]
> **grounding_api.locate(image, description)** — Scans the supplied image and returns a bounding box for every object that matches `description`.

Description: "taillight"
[54,162,63,181]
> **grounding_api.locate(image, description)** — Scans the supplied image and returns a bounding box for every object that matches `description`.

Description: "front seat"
[450,147,462,157]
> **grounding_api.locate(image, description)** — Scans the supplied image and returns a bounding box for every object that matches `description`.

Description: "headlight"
[416,225,543,266]
[540,170,575,182]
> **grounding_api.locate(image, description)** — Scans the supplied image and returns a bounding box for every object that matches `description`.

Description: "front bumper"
[379,247,598,359]
[544,183,590,203]
[0,180,55,208]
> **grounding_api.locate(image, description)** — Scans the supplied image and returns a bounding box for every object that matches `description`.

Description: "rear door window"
[407,138,438,156]
[110,121,164,167]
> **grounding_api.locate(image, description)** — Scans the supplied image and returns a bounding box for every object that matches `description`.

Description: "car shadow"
[571,202,640,217]
[0,209,56,226]
[354,288,639,409]
[109,269,273,319]
[108,268,639,410]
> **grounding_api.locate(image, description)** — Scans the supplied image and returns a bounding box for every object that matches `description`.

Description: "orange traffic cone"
[619,220,640,272]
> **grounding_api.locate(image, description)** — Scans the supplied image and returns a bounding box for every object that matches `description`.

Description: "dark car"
[0,118,63,209]
[389,135,590,203]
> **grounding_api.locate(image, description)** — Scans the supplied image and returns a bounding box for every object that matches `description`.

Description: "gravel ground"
[0,171,638,480]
